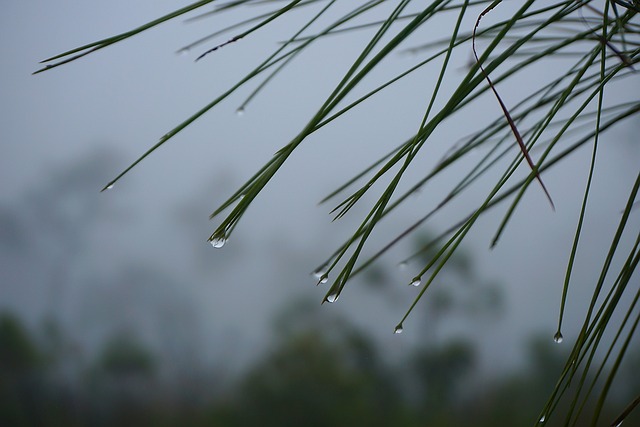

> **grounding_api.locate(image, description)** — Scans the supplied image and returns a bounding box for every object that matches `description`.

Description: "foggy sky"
[1,0,638,376]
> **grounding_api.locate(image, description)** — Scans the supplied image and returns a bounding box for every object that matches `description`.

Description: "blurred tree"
[98,331,155,378]
[82,331,157,427]
[411,340,475,423]
[0,313,40,372]
[0,312,43,426]
[222,315,407,427]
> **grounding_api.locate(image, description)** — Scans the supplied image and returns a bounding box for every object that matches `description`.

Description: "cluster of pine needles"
[35,0,639,425]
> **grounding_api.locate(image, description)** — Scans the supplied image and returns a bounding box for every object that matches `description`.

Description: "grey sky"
[1,0,638,377]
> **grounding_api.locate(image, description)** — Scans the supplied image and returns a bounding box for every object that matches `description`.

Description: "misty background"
[1,1,639,425]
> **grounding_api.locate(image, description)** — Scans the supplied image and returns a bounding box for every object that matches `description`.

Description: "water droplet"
[325,291,339,303]
[613,421,623,427]
[236,107,245,116]
[397,261,408,270]
[209,235,226,248]
[317,274,329,285]
[177,47,190,56]
[539,414,546,422]
[394,324,404,334]
[105,184,114,190]
[312,265,328,278]
[409,276,421,287]
[553,332,563,344]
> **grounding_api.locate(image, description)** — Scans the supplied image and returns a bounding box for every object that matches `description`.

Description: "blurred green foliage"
[1,152,637,426]
[0,308,638,427]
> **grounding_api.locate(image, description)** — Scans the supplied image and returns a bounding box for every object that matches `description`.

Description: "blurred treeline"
[2,306,639,427]
[1,151,638,426]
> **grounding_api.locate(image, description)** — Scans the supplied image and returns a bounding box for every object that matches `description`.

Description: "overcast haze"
[1,0,639,381]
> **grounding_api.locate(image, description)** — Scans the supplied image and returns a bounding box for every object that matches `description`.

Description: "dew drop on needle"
[209,236,226,248]
[313,265,328,279]
[325,292,339,303]
[553,332,563,344]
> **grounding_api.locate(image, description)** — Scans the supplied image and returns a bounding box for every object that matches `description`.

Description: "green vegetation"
[0,307,638,426]
[35,1,639,425]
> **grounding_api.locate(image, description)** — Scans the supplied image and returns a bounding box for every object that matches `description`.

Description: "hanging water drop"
[209,235,226,248]
[177,47,190,56]
[312,265,328,278]
[539,414,546,423]
[105,184,114,190]
[236,107,245,116]
[394,324,404,334]
[317,274,329,285]
[553,332,563,344]
[409,276,422,287]
[325,291,339,303]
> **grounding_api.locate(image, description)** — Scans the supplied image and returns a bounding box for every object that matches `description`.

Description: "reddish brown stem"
[472,3,555,209]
